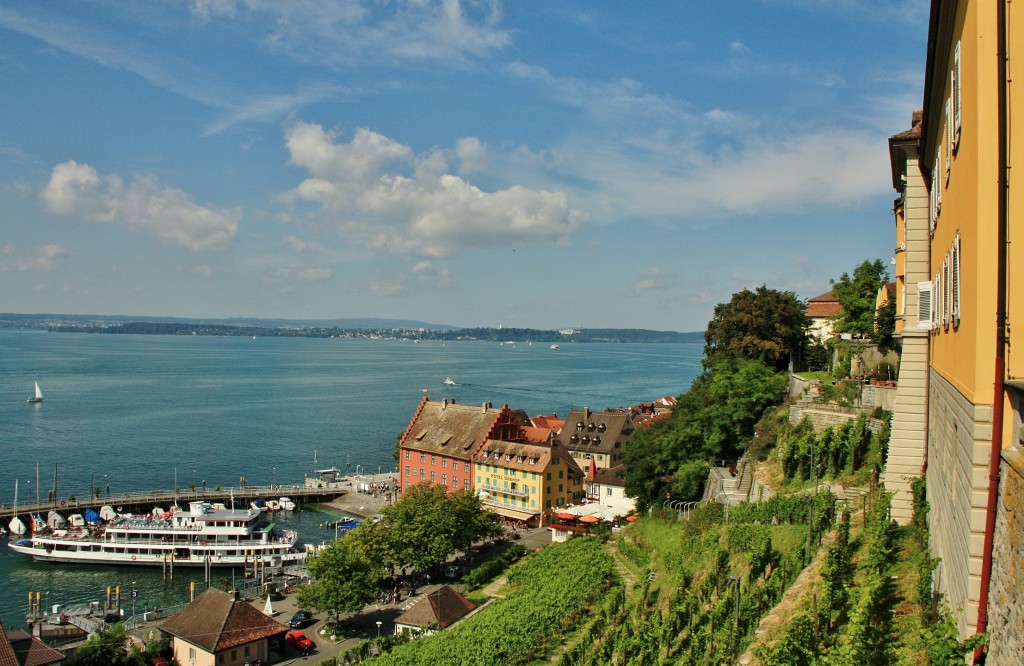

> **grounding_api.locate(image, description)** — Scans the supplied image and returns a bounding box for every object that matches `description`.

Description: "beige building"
[881,113,930,525]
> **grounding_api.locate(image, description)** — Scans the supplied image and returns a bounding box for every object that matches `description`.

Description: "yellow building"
[916,0,1024,655]
[472,439,584,527]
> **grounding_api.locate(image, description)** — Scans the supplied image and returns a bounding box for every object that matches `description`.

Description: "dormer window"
[597,423,606,433]
[587,422,596,431]
[576,422,584,431]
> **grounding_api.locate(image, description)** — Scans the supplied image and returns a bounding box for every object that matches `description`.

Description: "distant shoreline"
[0,315,703,343]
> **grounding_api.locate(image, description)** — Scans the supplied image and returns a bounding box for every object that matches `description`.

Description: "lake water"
[0,330,703,627]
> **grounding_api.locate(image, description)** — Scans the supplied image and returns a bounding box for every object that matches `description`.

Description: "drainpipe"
[975,0,1009,660]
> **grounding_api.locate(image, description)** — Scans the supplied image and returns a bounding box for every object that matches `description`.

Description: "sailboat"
[8,480,26,535]
[27,381,43,403]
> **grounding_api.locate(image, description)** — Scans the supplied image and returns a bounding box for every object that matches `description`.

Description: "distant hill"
[0,313,703,342]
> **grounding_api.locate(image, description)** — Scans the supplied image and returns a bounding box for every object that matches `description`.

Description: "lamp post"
[375,620,382,639]
[131,581,137,620]
[272,468,276,490]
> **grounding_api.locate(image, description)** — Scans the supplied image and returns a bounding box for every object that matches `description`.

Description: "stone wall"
[926,369,991,640]
[986,446,1024,665]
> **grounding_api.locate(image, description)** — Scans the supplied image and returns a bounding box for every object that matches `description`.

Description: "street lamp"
[131,581,137,620]
[375,620,382,639]
[272,467,276,490]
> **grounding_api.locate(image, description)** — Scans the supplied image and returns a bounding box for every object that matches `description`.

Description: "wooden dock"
[0,485,348,522]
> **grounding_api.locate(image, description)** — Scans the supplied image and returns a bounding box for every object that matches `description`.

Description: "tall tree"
[297,539,379,622]
[703,285,809,371]
[830,259,889,337]
[623,357,786,509]
[380,483,501,572]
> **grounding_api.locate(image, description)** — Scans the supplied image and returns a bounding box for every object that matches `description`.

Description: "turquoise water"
[0,330,703,626]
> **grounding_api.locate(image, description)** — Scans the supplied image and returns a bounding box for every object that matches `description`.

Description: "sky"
[0,1,930,332]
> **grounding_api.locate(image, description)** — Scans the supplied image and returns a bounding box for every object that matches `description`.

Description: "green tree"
[381,483,501,572]
[624,357,786,509]
[704,285,809,371]
[296,539,379,623]
[66,623,147,666]
[830,259,888,337]
[874,297,898,351]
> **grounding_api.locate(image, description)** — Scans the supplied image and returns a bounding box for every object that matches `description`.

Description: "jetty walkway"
[0,485,350,522]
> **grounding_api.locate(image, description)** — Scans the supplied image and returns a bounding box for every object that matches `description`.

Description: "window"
[951,232,961,326]
[419,469,425,480]
[952,40,961,146]
[442,458,448,468]
[430,471,436,482]
[420,453,426,463]
[441,474,447,485]
[917,282,933,330]
[405,465,410,476]
[559,470,564,479]
[190,647,197,664]
[607,487,613,496]
[943,253,951,329]
[945,97,952,182]
[431,455,437,466]
[463,479,470,489]
[452,477,458,488]
[405,450,410,460]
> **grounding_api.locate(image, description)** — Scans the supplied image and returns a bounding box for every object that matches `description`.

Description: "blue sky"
[0,1,928,332]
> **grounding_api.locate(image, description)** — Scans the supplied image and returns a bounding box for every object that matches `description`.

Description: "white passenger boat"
[278,497,297,511]
[7,501,303,568]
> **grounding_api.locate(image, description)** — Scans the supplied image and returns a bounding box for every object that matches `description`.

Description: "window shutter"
[943,253,951,328]
[917,281,933,330]
[933,273,940,329]
[934,155,941,216]
[953,41,962,147]
[952,233,961,325]
[945,98,952,182]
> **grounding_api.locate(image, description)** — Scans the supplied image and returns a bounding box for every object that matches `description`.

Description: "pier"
[0,481,362,522]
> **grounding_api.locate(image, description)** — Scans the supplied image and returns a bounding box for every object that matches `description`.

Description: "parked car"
[286,630,315,652]
[288,609,313,628]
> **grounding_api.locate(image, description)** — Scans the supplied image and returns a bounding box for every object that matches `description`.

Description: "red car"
[286,630,315,652]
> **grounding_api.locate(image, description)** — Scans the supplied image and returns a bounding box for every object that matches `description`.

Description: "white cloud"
[412,260,452,288]
[729,40,749,54]
[280,122,586,258]
[39,161,240,251]
[296,267,333,282]
[190,0,511,66]
[0,243,66,272]
[370,280,406,297]
[455,137,488,174]
[282,235,307,252]
[632,279,657,294]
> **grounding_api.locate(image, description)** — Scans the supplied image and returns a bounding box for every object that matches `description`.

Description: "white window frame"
[953,41,962,147]
[951,232,961,327]
[942,253,951,329]
[917,281,933,331]
[945,97,952,182]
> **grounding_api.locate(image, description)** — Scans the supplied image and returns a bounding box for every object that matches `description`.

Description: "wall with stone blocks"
[986,447,1024,665]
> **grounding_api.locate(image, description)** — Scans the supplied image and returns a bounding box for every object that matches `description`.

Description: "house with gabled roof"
[473,438,584,526]
[555,408,635,470]
[158,588,288,666]
[806,290,842,343]
[0,622,65,666]
[393,585,476,638]
[584,460,635,519]
[397,397,520,494]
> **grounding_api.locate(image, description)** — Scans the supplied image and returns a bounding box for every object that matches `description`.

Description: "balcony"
[482,485,530,498]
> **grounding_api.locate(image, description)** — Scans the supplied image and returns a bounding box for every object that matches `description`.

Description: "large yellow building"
[912,0,1024,656]
[472,439,585,527]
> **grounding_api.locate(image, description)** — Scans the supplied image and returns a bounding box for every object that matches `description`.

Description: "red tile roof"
[159,589,288,654]
[2,626,65,666]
